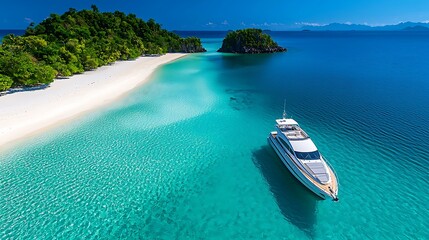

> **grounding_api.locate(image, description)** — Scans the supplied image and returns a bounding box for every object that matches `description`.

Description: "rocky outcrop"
[217,28,286,54]
[178,43,207,53]
[168,37,207,53]
[220,45,286,54]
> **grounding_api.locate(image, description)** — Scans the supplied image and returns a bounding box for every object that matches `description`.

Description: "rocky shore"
[217,29,286,54]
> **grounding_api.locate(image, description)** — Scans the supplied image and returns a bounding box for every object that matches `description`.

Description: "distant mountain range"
[301,22,429,31]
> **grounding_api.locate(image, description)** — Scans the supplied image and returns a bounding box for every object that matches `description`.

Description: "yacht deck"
[283,129,309,140]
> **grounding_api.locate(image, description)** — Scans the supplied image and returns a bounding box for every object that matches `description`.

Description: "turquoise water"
[1,32,428,239]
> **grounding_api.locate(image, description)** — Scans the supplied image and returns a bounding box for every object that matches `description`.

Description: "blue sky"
[1,0,429,30]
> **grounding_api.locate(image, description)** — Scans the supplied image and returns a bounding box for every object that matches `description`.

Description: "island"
[217,28,286,54]
[402,25,429,31]
[0,5,206,91]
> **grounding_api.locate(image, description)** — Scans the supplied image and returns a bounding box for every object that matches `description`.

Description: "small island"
[217,28,286,54]
[402,25,429,31]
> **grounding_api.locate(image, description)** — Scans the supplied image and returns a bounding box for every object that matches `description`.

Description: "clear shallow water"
[1,32,429,239]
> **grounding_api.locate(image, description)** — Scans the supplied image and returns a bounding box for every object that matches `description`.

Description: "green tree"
[91,5,99,12]
[218,28,285,53]
[0,5,205,91]
[0,74,13,91]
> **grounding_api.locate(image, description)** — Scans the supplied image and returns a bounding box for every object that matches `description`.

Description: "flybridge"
[276,118,309,140]
[276,118,298,126]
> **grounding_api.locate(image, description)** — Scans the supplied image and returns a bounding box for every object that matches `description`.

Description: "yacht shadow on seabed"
[252,145,319,238]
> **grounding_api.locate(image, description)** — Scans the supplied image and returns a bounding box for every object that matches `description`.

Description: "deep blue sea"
[1,31,428,239]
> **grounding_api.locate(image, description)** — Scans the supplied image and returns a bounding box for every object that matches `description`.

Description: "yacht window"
[295,151,321,160]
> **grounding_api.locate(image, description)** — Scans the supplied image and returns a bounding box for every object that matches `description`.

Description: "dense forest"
[218,28,286,54]
[0,5,205,91]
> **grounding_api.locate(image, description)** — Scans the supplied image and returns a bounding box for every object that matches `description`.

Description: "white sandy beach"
[0,53,187,148]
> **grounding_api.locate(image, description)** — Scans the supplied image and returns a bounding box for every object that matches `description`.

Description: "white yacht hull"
[268,134,333,200]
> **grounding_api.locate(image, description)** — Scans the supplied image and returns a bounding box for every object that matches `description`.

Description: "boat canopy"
[276,118,298,126]
[290,138,318,152]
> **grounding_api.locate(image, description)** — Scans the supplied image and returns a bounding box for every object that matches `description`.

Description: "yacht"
[267,109,339,201]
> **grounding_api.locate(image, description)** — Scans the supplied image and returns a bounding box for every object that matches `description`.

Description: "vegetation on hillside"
[218,28,286,54]
[0,5,205,91]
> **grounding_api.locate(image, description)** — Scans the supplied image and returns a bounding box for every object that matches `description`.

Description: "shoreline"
[0,53,187,149]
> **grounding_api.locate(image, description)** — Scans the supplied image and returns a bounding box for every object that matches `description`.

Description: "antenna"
[282,99,287,119]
